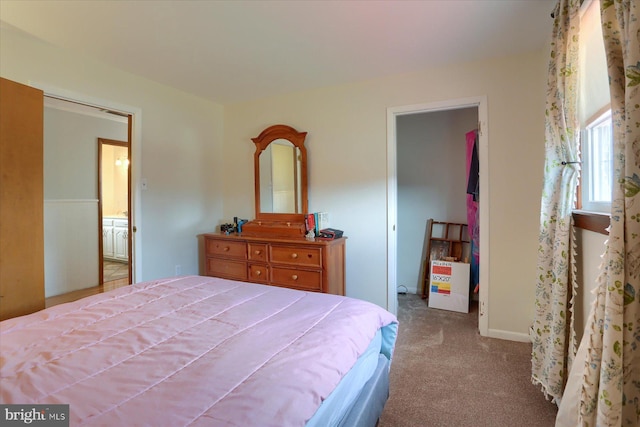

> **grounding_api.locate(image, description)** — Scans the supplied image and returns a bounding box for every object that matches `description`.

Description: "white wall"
[224,49,548,337]
[44,201,99,296]
[44,108,126,200]
[1,25,225,283]
[396,108,478,294]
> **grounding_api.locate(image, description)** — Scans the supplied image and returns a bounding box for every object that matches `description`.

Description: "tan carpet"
[378,293,558,427]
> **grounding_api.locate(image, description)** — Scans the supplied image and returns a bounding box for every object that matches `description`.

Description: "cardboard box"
[428,260,470,313]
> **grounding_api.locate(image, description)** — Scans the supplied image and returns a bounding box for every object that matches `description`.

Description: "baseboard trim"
[397,294,532,343]
[487,328,530,343]
[399,286,419,295]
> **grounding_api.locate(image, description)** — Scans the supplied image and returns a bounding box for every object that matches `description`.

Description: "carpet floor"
[378,293,558,427]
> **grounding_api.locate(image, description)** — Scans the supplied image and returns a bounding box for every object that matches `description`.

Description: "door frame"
[387,96,489,336]
[98,138,132,285]
[33,81,143,284]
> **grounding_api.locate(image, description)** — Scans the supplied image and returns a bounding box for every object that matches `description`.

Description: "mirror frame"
[252,124,308,222]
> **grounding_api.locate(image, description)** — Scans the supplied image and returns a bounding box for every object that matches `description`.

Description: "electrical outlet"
[175,265,181,276]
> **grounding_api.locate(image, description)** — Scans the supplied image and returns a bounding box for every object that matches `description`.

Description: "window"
[580,109,613,213]
[575,0,612,223]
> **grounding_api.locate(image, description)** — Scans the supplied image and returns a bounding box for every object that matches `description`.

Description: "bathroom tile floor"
[104,260,129,282]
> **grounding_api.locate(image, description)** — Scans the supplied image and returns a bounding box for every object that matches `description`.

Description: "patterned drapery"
[531,0,581,402]
[576,1,640,424]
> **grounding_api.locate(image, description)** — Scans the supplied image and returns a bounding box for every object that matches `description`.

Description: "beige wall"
[3,21,594,339]
[1,25,225,282]
[102,144,130,217]
[224,49,548,338]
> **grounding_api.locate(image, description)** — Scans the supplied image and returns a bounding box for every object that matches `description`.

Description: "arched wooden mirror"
[243,124,308,236]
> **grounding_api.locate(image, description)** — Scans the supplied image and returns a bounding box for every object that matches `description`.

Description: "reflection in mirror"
[259,139,302,213]
[251,124,308,223]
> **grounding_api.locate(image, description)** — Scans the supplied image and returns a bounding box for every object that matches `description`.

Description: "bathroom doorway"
[98,139,131,286]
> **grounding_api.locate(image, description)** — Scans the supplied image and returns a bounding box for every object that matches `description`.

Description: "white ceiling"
[0,0,555,105]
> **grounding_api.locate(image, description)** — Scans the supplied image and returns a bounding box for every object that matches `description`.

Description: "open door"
[0,77,45,319]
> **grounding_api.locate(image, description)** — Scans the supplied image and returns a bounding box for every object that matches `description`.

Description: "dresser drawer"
[248,264,269,283]
[248,243,268,262]
[270,245,322,268]
[206,258,247,281]
[206,239,247,260]
[271,267,322,291]
[200,233,345,296]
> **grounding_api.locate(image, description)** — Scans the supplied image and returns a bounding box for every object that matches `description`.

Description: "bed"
[0,275,398,426]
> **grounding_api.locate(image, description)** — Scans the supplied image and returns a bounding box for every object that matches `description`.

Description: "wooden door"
[0,77,45,320]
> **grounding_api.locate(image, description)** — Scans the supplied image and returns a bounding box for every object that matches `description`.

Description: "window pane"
[590,120,612,202]
[581,110,612,213]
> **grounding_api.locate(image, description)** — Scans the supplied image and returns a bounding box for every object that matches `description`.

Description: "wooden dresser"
[202,233,346,295]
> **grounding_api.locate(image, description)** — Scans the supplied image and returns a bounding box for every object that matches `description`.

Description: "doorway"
[98,139,132,286]
[387,96,489,336]
[396,108,477,293]
[42,94,136,299]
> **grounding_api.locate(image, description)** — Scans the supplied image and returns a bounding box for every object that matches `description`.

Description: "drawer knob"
[291,274,298,280]
[223,246,230,252]
[254,250,262,255]
[291,253,298,259]
[256,270,262,276]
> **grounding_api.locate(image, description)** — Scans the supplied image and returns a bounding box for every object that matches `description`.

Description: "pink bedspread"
[0,276,397,426]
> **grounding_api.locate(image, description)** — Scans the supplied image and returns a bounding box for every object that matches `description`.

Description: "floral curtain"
[576,1,639,425]
[531,0,581,402]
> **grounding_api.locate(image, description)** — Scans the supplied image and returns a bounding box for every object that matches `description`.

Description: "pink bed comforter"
[0,276,397,426]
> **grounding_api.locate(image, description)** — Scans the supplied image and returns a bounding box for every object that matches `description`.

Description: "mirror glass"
[259,139,302,213]
[252,125,307,221]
